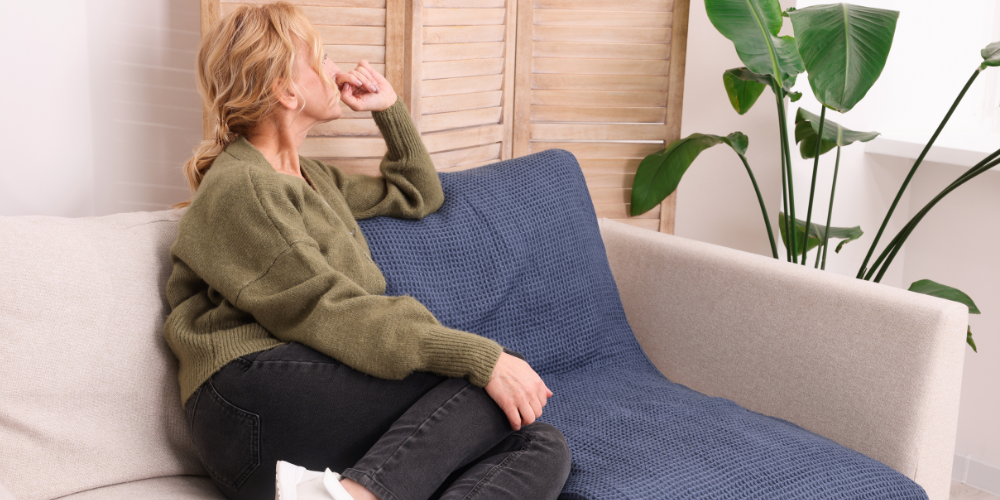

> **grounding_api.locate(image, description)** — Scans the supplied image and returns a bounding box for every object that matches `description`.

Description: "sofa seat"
[55,477,218,500]
[542,366,926,499]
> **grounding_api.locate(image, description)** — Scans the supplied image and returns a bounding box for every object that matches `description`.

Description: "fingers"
[358,59,388,85]
[335,74,374,96]
[518,379,547,427]
[342,74,372,94]
[340,81,363,111]
[498,385,542,430]
[527,396,543,422]
[485,353,555,431]
[339,82,365,112]
[538,384,550,407]
[334,71,363,90]
[335,60,377,94]
[517,397,538,427]
[331,58,389,93]
[352,65,379,93]
[501,400,522,431]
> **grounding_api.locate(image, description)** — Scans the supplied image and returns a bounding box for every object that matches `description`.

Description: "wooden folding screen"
[201,0,688,233]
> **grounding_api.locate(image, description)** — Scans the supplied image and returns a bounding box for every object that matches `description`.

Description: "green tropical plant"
[631,0,995,350]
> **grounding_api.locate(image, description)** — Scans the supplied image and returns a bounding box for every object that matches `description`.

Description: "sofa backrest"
[0,210,204,500]
[358,149,649,376]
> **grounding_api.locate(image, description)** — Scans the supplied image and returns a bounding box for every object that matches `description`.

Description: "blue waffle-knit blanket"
[357,149,927,499]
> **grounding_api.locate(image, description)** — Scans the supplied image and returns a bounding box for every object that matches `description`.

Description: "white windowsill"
[865,134,1000,170]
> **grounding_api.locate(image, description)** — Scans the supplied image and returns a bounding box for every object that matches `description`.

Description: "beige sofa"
[0,209,966,500]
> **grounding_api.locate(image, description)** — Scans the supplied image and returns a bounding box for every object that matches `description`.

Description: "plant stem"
[857,68,983,279]
[803,106,827,265]
[779,136,792,261]
[866,148,1000,282]
[737,154,779,259]
[820,146,841,270]
[873,156,1000,282]
[865,147,1000,281]
[814,237,822,268]
[776,89,798,263]
[776,91,793,261]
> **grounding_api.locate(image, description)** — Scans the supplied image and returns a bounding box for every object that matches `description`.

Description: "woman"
[163,3,571,500]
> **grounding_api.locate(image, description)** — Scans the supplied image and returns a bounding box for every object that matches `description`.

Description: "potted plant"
[631,0,996,350]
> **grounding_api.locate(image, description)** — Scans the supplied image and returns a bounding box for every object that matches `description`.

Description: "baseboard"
[953,454,1000,495]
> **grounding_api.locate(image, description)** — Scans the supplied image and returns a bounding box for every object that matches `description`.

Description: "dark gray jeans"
[184,342,571,500]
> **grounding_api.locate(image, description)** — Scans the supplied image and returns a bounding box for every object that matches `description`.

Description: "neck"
[246,113,313,178]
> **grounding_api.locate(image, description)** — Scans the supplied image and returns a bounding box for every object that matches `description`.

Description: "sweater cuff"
[372,97,427,162]
[421,324,503,388]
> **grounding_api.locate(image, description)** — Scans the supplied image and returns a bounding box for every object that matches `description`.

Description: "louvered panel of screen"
[417,0,517,172]
[511,0,688,232]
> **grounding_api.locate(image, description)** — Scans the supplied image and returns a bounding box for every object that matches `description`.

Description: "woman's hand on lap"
[337,59,397,112]
[485,352,553,431]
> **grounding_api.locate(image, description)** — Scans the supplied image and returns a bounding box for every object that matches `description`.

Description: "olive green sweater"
[164,99,503,407]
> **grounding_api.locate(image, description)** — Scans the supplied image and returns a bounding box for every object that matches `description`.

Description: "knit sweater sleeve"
[309,97,444,220]
[234,237,503,387]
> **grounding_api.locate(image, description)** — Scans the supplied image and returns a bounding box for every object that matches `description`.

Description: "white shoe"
[275,460,356,500]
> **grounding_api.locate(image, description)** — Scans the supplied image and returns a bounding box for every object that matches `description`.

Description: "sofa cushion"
[0,210,205,500]
[357,149,928,499]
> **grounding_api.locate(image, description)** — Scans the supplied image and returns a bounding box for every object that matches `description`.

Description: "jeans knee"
[526,422,572,480]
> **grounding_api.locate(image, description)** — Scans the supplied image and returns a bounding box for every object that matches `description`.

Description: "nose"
[323,56,340,80]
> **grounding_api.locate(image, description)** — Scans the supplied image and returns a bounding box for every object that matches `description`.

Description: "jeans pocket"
[189,380,261,491]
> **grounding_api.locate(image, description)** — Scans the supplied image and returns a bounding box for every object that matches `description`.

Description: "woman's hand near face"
[484,352,553,431]
[337,59,398,112]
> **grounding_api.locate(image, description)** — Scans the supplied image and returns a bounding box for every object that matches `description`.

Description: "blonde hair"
[172,2,334,209]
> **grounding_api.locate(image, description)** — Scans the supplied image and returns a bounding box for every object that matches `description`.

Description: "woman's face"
[290,40,342,123]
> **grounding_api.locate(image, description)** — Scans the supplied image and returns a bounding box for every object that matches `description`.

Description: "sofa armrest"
[597,218,966,500]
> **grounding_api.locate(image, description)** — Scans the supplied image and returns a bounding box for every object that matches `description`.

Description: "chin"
[322,102,343,122]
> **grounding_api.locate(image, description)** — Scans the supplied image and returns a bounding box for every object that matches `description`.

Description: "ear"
[272,78,299,111]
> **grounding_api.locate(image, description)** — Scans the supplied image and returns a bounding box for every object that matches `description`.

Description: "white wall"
[0,0,96,216]
[0,0,201,218]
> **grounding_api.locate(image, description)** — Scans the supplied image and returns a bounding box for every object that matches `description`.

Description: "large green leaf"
[981,41,1000,69]
[631,133,749,216]
[789,4,898,113]
[794,107,880,159]
[795,120,837,159]
[908,279,981,314]
[908,279,980,352]
[722,66,780,88]
[778,212,863,257]
[724,65,799,90]
[724,68,768,115]
[705,0,805,90]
